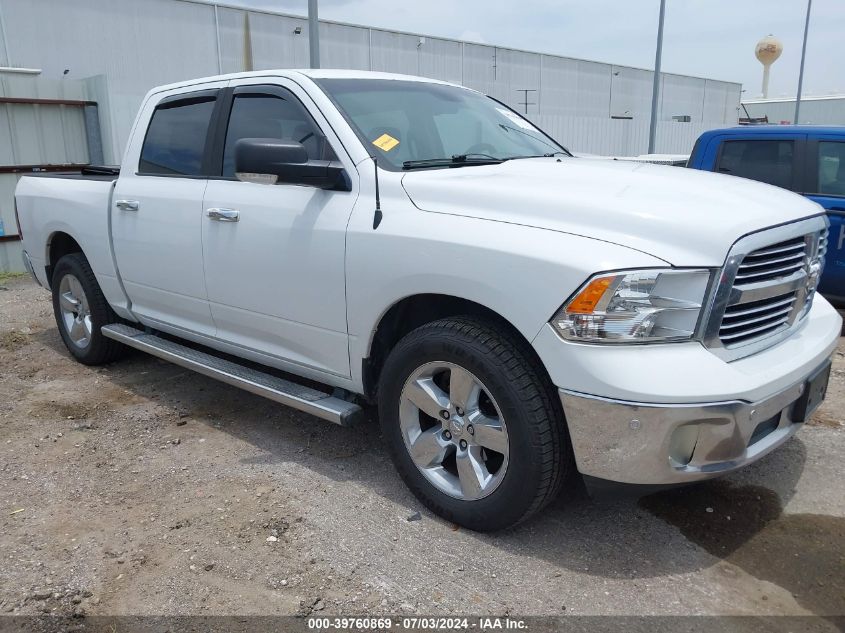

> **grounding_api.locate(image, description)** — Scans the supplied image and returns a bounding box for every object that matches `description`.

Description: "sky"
[224,0,844,99]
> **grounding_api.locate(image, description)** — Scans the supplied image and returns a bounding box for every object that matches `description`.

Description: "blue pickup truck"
[687,126,845,305]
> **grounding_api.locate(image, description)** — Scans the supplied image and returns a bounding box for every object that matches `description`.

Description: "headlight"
[551,269,712,343]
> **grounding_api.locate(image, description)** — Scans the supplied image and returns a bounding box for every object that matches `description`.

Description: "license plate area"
[792,360,832,423]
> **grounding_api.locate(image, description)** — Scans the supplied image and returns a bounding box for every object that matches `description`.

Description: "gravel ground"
[0,276,843,626]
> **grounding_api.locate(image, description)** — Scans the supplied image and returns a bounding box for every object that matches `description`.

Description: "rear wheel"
[378,317,571,531]
[51,253,126,365]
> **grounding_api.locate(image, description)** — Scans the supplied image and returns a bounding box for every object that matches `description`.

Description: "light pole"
[647,0,666,154]
[794,0,812,123]
[308,0,320,69]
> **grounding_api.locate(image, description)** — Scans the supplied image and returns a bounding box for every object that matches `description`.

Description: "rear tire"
[51,253,126,365]
[378,316,571,531]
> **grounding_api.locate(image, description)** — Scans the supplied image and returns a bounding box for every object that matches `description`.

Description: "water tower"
[755,35,783,99]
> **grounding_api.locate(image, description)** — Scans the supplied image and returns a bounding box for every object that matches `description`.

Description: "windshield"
[315,78,569,170]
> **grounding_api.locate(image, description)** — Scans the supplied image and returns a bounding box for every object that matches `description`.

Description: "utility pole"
[647,0,666,154]
[308,0,320,69]
[795,0,812,124]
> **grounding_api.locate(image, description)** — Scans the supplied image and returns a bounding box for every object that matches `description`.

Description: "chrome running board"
[101,323,362,426]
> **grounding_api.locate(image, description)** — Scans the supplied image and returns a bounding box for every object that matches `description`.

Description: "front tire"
[378,317,571,531]
[51,253,126,365]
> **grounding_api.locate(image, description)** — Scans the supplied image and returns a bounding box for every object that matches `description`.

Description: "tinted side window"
[139,97,216,176]
[715,139,795,190]
[817,141,845,197]
[222,92,336,177]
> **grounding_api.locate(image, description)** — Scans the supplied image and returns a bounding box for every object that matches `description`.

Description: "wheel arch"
[45,230,84,288]
[362,293,553,402]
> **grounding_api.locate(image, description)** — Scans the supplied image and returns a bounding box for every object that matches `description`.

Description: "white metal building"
[742,95,845,125]
[0,0,742,162]
[0,0,743,271]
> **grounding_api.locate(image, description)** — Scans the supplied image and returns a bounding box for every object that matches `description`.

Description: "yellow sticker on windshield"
[372,133,400,152]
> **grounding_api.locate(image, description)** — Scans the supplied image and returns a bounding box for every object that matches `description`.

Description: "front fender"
[346,206,665,391]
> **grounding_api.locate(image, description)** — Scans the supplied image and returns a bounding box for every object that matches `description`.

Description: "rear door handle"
[206,208,240,222]
[115,199,139,212]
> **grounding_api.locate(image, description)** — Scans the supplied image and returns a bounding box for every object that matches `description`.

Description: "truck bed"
[15,169,120,295]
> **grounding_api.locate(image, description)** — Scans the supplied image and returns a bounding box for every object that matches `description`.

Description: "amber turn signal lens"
[565,275,616,314]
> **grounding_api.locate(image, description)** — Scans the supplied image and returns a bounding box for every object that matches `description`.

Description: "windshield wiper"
[505,152,568,160]
[497,123,569,154]
[402,154,504,170]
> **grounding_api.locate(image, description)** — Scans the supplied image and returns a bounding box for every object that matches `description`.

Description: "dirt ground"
[0,276,843,625]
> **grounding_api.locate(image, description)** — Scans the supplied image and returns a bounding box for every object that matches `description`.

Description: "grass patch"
[0,330,29,350]
[0,271,26,284]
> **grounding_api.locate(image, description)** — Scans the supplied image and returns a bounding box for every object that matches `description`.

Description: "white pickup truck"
[14,70,841,530]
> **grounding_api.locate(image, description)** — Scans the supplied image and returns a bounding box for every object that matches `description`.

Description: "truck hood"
[400,157,825,265]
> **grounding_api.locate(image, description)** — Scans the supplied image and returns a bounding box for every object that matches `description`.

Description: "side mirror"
[233,138,350,191]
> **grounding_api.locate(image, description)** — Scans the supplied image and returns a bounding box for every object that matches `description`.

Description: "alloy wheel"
[58,273,92,348]
[399,362,510,500]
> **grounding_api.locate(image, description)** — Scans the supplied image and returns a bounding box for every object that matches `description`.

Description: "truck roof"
[698,125,845,139]
[147,69,455,97]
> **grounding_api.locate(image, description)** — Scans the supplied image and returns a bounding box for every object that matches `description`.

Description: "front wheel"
[51,253,126,365]
[378,317,571,531]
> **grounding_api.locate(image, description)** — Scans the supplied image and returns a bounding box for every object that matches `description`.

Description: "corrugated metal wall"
[536,116,713,157]
[0,0,741,163]
[0,0,220,164]
[742,97,845,125]
[541,57,612,118]
[0,75,93,271]
[0,77,90,167]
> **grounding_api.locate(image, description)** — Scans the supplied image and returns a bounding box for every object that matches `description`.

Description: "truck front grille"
[719,292,796,345]
[703,217,828,361]
[733,237,807,284]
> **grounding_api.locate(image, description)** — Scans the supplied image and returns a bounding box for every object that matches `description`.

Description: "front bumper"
[542,297,841,486]
[561,361,826,486]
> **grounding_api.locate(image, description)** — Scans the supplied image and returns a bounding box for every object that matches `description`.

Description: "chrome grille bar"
[733,236,807,284]
[719,294,795,318]
[720,305,794,331]
[738,252,805,269]
[734,262,805,283]
[720,319,789,342]
[742,241,806,259]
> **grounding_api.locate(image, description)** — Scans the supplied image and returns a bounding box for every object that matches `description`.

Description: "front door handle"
[206,208,240,222]
[115,199,140,212]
